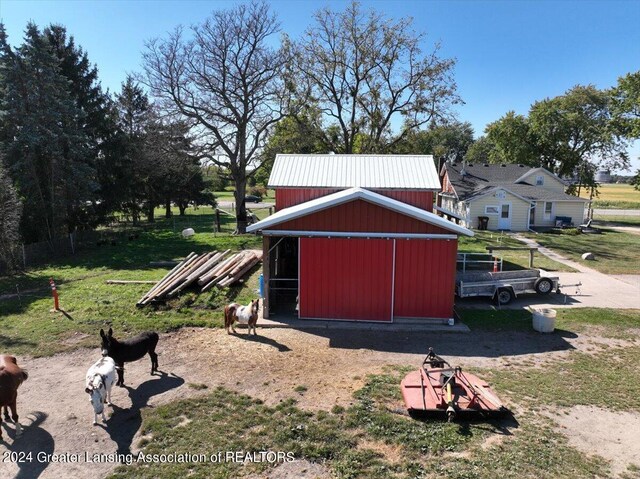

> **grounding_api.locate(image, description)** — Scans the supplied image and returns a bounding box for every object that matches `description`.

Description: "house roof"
[442,163,586,203]
[247,187,474,236]
[268,154,441,190]
[466,184,587,203]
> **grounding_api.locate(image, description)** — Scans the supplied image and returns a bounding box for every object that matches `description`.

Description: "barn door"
[393,239,457,319]
[299,238,393,321]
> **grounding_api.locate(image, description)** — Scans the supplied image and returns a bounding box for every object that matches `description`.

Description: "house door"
[498,203,511,230]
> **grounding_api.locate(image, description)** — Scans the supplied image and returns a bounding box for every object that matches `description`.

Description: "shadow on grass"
[0,334,37,350]
[406,407,520,438]
[103,371,185,455]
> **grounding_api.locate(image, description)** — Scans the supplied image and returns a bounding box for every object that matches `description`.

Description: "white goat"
[85,356,117,425]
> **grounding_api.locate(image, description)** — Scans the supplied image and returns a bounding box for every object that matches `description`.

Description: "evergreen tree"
[115,75,150,223]
[0,155,22,270]
[0,23,92,242]
[44,25,121,223]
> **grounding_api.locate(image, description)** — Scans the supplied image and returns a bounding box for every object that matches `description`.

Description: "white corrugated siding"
[268,154,440,190]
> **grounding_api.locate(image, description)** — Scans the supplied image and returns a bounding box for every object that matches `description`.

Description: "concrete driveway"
[477,235,640,310]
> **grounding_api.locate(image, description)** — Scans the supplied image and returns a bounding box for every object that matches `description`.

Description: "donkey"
[0,355,28,440]
[224,299,260,335]
[100,328,159,386]
[85,356,117,425]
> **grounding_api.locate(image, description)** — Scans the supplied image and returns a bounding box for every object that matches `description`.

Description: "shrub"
[248,186,267,198]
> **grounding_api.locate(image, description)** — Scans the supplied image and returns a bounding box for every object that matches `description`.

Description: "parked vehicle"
[244,194,262,203]
[456,269,559,305]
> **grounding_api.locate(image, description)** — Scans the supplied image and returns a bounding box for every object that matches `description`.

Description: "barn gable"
[248,187,473,237]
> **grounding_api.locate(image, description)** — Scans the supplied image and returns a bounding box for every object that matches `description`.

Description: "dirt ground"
[1,326,639,479]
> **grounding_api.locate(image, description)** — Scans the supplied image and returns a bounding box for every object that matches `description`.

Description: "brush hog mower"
[401,348,508,421]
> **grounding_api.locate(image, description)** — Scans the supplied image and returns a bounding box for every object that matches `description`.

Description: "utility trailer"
[456,269,560,305]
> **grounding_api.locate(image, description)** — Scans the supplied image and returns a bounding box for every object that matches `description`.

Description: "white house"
[439,163,588,231]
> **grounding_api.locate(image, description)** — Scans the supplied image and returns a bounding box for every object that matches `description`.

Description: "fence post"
[70,233,75,254]
[215,209,221,232]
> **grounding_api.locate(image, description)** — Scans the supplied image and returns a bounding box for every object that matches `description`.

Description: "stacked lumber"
[136,249,262,306]
[199,250,263,291]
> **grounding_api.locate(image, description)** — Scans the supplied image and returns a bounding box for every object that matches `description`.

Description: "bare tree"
[291,1,461,153]
[142,1,288,233]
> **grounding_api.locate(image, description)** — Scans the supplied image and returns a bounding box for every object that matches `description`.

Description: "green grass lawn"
[458,307,640,336]
[0,228,262,357]
[579,184,640,209]
[459,231,575,272]
[593,214,640,226]
[526,228,640,274]
[3,216,640,478]
[213,187,275,203]
[107,308,639,479]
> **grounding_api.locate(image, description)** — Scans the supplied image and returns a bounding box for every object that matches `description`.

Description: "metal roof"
[268,154,441,190]
[247,187,474,236]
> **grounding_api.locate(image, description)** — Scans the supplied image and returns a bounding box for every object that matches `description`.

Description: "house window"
[536,175,544,186]
[544,201,553,220]
[485,205,499,215]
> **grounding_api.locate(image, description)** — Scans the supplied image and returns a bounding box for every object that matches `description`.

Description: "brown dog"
[224,299,259,335]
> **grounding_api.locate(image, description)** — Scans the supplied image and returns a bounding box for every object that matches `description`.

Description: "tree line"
[0,23,213,266]
[1,1,639,269]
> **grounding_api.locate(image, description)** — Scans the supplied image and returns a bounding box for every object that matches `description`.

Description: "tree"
[0,157,22,270]
[253,109,326,187]
[142,1,288,233]
[291,1,460,154]
[464,136,497,164]
[611,71,640,139]
[632,169,640,191]
[529,85,629,190]
[394,121,474,166]
[0,23,93,242]
[485,111,539,165]
[145,117,214,218]
[115,75,150,223]
[44,24,121,227]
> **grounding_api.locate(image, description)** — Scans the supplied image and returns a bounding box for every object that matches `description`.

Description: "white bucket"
[532,308,556,333]
[182,228,195,238]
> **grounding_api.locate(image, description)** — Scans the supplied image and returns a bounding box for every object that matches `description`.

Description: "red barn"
[247,154,473,322]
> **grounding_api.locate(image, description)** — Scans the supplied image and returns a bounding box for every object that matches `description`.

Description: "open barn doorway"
[266,236,299,317]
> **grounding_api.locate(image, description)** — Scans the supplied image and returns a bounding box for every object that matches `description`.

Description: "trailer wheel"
[534,277,553,295]
[496,288,513,305]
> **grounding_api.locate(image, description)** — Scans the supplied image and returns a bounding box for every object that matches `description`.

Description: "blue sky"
[1,0,639,171]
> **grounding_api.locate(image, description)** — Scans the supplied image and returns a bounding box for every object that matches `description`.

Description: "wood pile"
[136,250,262,306]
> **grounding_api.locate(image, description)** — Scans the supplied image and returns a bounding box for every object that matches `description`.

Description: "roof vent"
[468,164,474,167]
[500,164,507,167]
[328,151,335,155]
[483,163,489,167]
[518,164,524,167]
[460,160,467,177]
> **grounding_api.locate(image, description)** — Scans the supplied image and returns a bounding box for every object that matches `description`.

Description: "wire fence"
[0,205,273,274]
